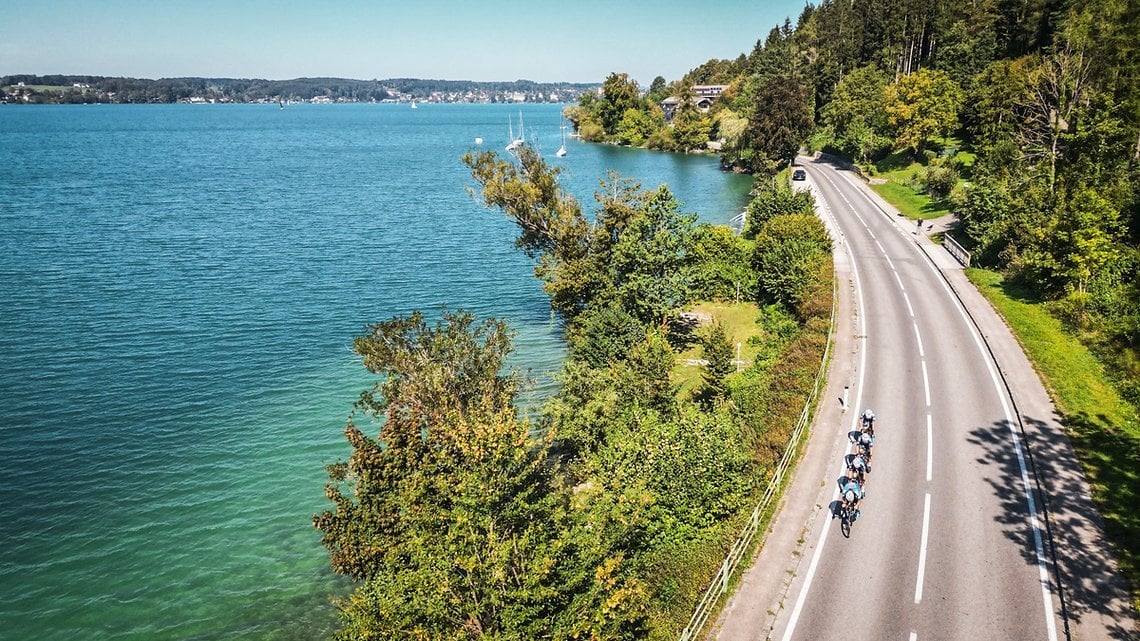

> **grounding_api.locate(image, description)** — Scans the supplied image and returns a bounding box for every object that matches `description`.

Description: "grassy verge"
[966,268,1140,611]
[869,181,951,220]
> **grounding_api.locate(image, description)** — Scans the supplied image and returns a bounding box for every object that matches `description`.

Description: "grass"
[674,301,763,398]
[862,142,967,221]
[869,180,952,220]
[966,268,1140,612]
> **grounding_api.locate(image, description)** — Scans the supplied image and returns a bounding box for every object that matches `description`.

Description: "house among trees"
[661,83,729,120]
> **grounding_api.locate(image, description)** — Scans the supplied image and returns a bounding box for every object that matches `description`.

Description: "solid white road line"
[903,292,915,317]
[915,492,932,603]
[909,633,918,641]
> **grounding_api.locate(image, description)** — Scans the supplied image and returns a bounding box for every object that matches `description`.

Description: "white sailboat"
[410,99,417,109]
[556,122,567,157]
[505,112,524,152]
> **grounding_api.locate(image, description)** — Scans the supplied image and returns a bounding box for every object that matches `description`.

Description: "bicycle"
[839,497,860,536]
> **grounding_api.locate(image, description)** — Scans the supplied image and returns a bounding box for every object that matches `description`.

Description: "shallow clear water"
[0,102,753,639]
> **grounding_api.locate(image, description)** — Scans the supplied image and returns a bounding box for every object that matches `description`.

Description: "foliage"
[314,312,578,638]
[670,101,715,152]
[752,213,832,313]
[882,68,965,153]
[464,147,699,326]
[687,224,757,302]
[742,176,816,239]
[821,65,891,161]
[923,165,960,199]
[616,106,664,147]
[744,75,814,174]
[599,73,644,136]
[699,321,737,404]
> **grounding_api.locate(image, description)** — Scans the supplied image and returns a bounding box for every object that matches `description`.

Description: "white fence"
[943,232,971,267]
[678,278,837,641]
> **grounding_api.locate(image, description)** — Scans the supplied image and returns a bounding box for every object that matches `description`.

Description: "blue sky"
[0,1,808,85]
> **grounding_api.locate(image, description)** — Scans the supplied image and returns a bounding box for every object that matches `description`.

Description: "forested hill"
[0,75,595,104]
[574,0,1137,374]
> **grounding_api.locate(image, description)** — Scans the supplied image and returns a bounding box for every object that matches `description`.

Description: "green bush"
[752,214,832,312]
[924,166,959,200]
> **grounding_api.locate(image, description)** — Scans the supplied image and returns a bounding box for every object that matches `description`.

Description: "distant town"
[0,75,598,105]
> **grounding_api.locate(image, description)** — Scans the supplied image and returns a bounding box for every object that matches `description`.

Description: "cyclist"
[857,430,874,466]
[840,478,864,520]
[861,408,876,436]
[848,453,869,482]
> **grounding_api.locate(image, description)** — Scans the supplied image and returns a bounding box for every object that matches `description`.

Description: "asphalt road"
[753,158,1060,641]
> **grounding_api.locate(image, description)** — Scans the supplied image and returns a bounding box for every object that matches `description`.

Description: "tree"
[463,145,593,318]
[822,65,890,161]
[687,224,756,302]
[603,183,699,325]
[615,106,662,147]
[752,213,832,312]
[670,101,714,151]
[600,73,643,136]
[882,68,964,154]
[744,75,814,174]
[647,75,669,103]
[742,176,816,239]
[700,321,736,403]
[464,149,699,326]
[314,312,574,639]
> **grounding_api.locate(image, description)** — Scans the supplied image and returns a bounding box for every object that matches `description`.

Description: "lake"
[0,102,753,639]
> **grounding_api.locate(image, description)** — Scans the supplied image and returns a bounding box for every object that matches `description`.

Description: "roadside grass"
[863,141,969,221]
[674,301,763,398]
[966,268,1140,611]
[869,180,952,220]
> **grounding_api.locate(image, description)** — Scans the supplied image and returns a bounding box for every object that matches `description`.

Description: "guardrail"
[943,232,971,267]
[678,275,838,641]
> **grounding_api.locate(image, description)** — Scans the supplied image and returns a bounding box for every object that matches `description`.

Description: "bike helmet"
[844,490,855,503]
[863,409,875,421]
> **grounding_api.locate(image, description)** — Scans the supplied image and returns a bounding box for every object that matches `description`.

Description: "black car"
[792,168,807,181]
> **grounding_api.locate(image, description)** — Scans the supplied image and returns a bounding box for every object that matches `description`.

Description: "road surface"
[712,157,1136,641]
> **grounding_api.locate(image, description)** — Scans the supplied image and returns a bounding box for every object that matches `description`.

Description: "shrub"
[924,166,959,200]
[752,214,832,312]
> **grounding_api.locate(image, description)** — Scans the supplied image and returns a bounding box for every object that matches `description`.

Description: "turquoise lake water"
[0,103,753,639]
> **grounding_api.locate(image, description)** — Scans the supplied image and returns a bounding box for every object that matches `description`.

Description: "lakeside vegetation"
[570,0,1139,609]
[313,144,833,638]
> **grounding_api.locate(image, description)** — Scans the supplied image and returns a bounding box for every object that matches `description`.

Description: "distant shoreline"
[1,75,597,106]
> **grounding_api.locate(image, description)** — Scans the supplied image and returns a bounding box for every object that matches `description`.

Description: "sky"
[0,1,809,86]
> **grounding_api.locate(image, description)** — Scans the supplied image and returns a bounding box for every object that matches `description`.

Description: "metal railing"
[678,276,838,641]
[943,232,971,267]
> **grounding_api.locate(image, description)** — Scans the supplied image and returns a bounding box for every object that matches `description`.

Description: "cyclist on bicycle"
[861,408,876,436]
[848,453,869,482]
[840,478,864,520]
[857,430,874,464]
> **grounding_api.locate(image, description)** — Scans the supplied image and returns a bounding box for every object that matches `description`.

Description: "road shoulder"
[711,173,859,640]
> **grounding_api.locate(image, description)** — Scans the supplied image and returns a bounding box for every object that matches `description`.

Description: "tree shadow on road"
[967,417,1138,640]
